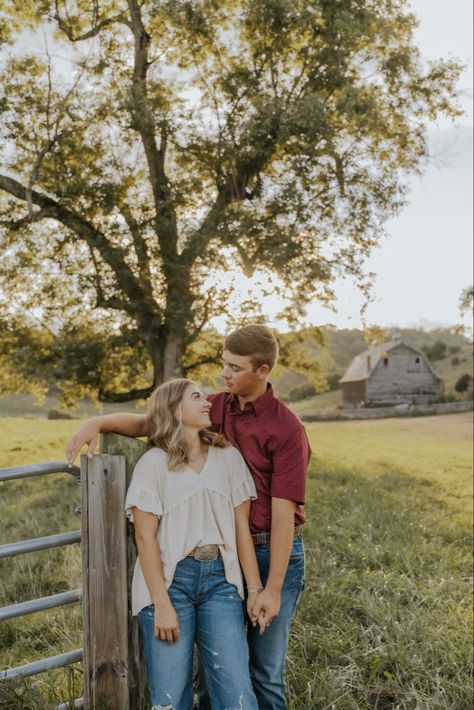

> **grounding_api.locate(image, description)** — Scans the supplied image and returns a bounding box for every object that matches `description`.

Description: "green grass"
[0,393,145,419]
[288,413,473,709]
[290,389,342,415]
[0,415,472,709]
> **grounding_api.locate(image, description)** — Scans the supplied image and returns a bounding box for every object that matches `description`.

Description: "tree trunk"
[162,334,185,381]
[143,328,185,387]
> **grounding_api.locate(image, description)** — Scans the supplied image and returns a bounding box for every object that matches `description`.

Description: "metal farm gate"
[0,433,148,709]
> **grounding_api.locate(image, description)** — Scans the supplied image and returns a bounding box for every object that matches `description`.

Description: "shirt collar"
[229,383,274,416]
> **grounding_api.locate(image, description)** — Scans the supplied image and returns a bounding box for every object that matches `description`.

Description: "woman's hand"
[154,600,179,644]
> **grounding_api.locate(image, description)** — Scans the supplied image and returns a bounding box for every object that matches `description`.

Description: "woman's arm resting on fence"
[66,413,149,464]
[234,500,265,633]
[133,507,179,644]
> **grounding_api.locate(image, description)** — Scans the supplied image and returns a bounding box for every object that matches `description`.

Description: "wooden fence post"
[81,453,129,709]
[100,433,149,710]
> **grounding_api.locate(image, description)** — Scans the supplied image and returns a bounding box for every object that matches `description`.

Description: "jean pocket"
[138,603,154,619]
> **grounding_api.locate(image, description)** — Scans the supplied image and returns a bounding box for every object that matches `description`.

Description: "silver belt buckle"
[194,544,219,561]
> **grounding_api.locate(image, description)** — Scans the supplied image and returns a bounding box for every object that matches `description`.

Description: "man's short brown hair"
[224,324,279,371]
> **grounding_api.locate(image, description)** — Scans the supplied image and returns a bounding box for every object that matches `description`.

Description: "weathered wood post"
[81,433,148,709]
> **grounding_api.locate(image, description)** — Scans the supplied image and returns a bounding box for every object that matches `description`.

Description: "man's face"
[221,349,268,396]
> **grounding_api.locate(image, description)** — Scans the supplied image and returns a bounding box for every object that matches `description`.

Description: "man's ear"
[257,363,270,379]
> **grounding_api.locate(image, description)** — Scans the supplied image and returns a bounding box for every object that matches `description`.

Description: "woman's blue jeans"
[138,556,258,710]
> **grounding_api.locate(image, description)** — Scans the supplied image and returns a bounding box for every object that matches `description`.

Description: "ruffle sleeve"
[124,448,164,522]
[227,446,257,508]
[125,482,163,521]
[231,477,257,508]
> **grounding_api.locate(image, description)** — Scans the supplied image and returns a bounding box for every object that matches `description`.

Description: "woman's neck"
[183,428,204,458]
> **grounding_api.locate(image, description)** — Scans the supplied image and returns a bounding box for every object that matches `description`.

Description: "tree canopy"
[0,0,462,403]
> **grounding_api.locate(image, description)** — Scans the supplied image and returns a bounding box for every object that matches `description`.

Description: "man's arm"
[251,498,297,629]
[66,413,149,464]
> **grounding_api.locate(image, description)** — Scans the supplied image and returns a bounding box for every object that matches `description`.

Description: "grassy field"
[0,414,472,709]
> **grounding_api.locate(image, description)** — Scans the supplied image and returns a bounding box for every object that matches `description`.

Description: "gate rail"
[0,435,150,709]
[0,462,83,707]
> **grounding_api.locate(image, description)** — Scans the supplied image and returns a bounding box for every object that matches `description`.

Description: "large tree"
[0,0,462,401]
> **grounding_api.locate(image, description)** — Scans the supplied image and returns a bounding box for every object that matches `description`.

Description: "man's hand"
[154,600,179,644]
[247,591,267,635]
[251,587,281,634]
[66,412,149,464]
[66,419,101,465]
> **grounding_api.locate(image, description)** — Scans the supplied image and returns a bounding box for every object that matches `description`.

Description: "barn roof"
[339,340,440,384]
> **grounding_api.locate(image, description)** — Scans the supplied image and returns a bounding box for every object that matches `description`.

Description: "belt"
[187,544,221,561]
[251,525,303,546]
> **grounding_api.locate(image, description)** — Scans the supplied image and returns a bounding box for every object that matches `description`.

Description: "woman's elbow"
[134,529,158,547]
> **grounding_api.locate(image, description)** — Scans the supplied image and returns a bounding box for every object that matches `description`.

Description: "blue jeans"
[248,535,305,709]
[138,556,258,710]
[198,535,305,709]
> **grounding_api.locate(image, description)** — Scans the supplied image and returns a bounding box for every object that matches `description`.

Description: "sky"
[5,1,474,334]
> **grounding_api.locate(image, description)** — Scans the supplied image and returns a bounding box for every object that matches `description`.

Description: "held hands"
[247,590,266,634]
[154,599,180,644]
[249,587,281,635]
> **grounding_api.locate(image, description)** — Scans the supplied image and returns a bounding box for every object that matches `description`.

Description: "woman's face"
[180,384,212,429]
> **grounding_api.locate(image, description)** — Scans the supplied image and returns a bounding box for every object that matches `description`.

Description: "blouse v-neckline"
[186,446,211,476]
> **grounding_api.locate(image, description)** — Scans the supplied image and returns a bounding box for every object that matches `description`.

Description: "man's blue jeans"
[198,534,305,709]
[138,556,258,710]
[248,534,305,709]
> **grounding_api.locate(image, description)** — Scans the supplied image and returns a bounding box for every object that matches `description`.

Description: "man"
[67,324,310,709]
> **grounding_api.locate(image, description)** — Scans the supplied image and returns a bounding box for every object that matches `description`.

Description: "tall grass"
[0,415,472,709]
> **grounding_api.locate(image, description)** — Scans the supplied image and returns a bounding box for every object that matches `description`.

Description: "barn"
[339,336,440,407]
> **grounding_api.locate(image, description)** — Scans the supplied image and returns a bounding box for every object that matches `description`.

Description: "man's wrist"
[89,416,103,432]
[265,580,283,594]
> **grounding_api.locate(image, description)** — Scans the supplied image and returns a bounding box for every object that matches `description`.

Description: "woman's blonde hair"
[146,378,228,471]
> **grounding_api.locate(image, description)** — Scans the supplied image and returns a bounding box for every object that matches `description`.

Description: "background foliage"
[0,0,463,400]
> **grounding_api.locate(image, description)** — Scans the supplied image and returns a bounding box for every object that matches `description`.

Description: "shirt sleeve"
[124,451,163,522]
[270,424,309,504]
[227,447,257,508]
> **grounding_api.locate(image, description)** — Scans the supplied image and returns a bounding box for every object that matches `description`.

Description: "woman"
[125,378,264,710]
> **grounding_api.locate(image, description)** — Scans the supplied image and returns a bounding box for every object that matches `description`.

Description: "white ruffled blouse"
[125,444,257,615]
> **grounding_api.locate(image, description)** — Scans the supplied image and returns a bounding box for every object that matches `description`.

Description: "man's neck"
[236,381,269,410]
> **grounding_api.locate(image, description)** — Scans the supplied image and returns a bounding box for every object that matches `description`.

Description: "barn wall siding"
[341,381,366,406]
[366,344,438,404]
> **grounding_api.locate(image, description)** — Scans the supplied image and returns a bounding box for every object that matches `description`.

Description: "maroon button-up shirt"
[207,385,311,532]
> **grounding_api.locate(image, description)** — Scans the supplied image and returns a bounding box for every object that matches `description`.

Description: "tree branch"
[119,203,154,297]
[1,207,57,230]
[127,0,179,268]
[0,174,146,310]
[98,384,154,403]
[54,1,129,41]
[183,353,221,375]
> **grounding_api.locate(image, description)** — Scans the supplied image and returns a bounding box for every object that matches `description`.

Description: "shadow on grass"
[286,460,472,709]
